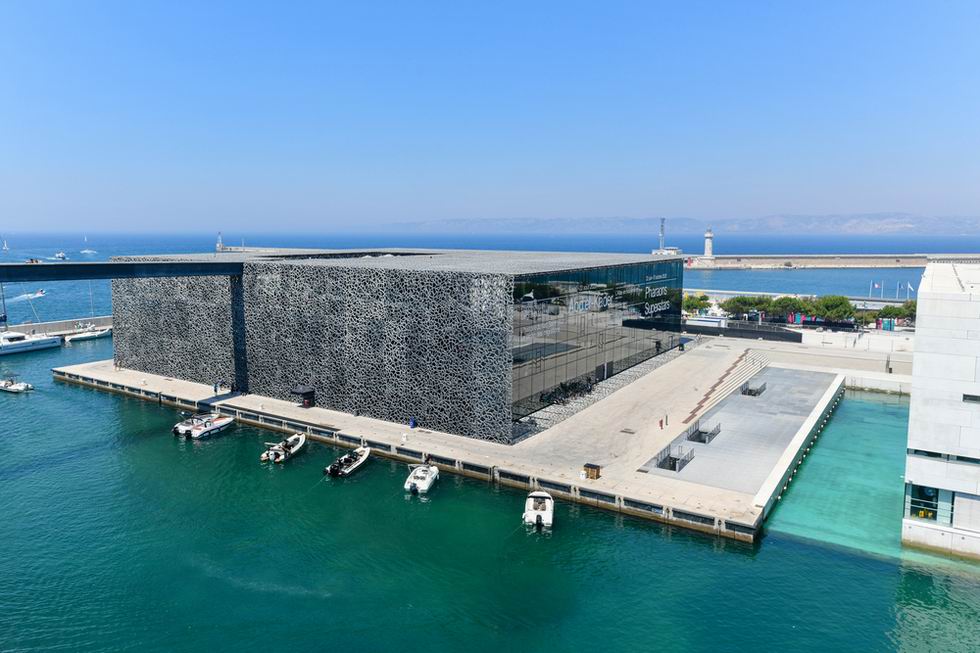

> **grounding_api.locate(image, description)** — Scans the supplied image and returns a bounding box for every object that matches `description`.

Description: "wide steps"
[683,350,769,424]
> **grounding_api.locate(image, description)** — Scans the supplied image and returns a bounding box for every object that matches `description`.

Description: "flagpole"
[896,281,900,299]
[880,280,884,300]
[869,280,873,298]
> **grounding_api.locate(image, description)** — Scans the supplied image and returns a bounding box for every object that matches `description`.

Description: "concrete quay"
[7,315,112,337]
[53,340,847,544]
[688,253,929,269]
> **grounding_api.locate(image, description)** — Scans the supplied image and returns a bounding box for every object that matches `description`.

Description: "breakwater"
[689,253,929,269]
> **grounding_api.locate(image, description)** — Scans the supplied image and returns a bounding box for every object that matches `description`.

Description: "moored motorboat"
[172,412,234,439]
[65,325,113,343]
[522,491,555,529]
[0,377,33,393]
[260,433,307,463]
[324,446,371,477]
[0,331,61,356]
[404,464,439,495]
[54,251,68,260]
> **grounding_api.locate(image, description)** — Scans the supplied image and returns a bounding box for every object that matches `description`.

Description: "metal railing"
[654,445,695,472]
[740,381,767,397]
[685,420,721,444]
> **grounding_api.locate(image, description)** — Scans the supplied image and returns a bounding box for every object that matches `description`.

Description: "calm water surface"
[3,341,980,651]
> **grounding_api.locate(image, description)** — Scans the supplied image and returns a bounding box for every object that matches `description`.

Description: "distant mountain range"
[389,213,980,235]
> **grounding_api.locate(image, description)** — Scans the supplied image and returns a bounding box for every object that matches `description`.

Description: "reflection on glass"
[511,259,683,420]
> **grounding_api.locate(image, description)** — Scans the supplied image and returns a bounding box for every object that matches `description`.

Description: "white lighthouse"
[703,228,714,258]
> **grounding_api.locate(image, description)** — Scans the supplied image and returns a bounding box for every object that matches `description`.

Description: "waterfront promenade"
[55,338,855,542]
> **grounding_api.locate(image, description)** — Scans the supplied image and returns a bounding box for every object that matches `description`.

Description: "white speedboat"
[0,331,61,356]
[65,325,112,343]
[0,377,33,393]
[172,412,234,439]
[260,433,307,463]
[324,446,371,477]
[404,464,439,495]
[522,491,555,529]
[54,251,68,260]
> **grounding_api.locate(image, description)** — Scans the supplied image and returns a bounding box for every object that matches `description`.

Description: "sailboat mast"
[0,282,7,331]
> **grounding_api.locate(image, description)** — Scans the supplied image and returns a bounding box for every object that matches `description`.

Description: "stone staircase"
[682,349,769,424]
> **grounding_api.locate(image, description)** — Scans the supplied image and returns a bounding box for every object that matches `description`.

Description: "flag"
[907,282,915,291]
[873,282,881,289]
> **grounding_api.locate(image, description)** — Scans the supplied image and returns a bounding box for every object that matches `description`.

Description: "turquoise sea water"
[3,342,980,651]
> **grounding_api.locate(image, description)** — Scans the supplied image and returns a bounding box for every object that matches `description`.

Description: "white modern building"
[904,260,980,559]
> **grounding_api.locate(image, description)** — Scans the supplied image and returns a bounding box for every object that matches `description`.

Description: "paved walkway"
[56,342,770,527]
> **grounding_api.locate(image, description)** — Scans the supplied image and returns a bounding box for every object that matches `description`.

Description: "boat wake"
[190,555,333,598]
[7,290,46,304]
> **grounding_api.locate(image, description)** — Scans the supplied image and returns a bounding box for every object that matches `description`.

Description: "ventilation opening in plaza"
[685,420,721,444]
[655,445,694,472]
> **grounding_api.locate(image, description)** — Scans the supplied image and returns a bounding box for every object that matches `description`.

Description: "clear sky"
[2,1,979,232]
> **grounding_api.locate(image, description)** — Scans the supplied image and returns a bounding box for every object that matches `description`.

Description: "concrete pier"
[687,253,929,269]
[8,315,112,337]
[53,340,847,543]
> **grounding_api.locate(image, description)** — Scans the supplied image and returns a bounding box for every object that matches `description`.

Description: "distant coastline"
[388,212,980,236]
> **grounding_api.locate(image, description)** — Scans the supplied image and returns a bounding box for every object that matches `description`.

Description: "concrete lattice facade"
[240,262,513,441]
[112,249,681,443]
[112,274,237,387]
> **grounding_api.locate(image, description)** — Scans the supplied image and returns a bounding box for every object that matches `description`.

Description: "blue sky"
[1,1,979,232]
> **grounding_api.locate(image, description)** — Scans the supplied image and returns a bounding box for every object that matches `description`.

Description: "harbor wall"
[6,315,112,336]
[689,254,928,269]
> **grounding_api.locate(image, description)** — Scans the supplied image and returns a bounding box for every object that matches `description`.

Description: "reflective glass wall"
[511,258,683,420]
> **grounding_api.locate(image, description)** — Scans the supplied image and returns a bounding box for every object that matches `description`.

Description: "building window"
[909,484,939,520]
[908,448,944,459]
[963,394,980,404]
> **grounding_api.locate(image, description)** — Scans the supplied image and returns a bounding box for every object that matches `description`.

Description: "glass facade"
[511,258,683,420]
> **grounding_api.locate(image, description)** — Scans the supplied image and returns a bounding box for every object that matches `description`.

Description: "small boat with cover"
[260,433,306,463]
[324,446,371,477]
[172,412,234,439]
[522,491,555,529]
[0,377,33,393]
[65,324,112,343]
[404,464,439,495]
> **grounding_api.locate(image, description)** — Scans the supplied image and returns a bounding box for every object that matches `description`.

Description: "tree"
[719,295,772,316]
[856,309,879,326]
[683,293,711,313]
[811,295,854,321]
[769,296,808,317]
[877,305,904,319]
[902,300,917,320]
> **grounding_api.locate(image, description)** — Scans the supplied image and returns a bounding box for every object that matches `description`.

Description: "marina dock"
[11,315,112,338]
[53,340,847,543]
